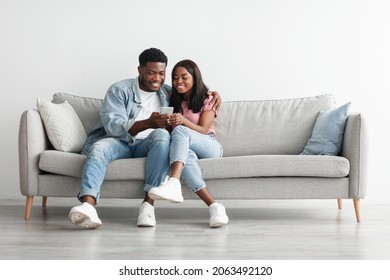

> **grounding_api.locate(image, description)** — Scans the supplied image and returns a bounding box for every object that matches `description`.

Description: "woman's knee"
[171,125,189,138]
[150,128,170,142]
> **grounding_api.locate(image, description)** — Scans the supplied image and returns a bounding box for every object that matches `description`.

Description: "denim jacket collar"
[133,77,142,104]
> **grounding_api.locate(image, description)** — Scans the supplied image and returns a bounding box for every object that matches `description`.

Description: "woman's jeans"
[170,125,223,192]
[79,129,170,203]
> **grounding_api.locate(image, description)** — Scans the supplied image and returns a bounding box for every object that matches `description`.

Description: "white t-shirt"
[134,88,162,140]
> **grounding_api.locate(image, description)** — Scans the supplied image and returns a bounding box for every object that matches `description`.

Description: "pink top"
[176,96,217,135]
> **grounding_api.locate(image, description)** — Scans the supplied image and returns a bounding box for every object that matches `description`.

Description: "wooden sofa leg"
[353,199,361,222]
[25,196,34,220]
[337,199,342,209]
[42,196,47,207]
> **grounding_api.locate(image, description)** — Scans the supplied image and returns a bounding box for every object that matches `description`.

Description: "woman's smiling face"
[172,66,194,97]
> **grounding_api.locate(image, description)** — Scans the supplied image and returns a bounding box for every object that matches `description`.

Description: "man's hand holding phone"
[160,107,174,125]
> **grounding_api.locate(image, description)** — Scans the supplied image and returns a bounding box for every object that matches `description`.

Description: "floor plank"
[0,198,389,260]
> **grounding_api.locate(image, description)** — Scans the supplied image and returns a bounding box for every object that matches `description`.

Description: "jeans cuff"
[170,159,186,166]
[193,185,207,193]
[78,190,100,204]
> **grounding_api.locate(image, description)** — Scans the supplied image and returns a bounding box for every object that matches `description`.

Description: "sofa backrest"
[53,92,103,134]
[52,92,335,157]
[214,94,335,156]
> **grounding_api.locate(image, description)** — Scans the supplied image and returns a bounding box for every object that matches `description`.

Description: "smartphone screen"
[160,107,173,114]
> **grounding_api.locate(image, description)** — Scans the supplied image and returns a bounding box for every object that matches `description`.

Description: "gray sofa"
[18,93,367,221]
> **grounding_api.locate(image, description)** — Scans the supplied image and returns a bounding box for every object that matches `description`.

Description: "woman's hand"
[208,90,222,112]
[167,113,186,126]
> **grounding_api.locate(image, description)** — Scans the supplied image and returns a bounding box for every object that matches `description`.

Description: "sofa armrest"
[18,109,50,196]
[341,113,368,199]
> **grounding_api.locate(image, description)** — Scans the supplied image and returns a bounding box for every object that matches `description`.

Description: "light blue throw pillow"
[300,102,351,156]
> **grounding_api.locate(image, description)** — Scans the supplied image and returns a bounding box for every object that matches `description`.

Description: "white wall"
[1,0,389,202]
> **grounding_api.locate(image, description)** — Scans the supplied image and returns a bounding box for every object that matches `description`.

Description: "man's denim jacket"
[84,77,171,148]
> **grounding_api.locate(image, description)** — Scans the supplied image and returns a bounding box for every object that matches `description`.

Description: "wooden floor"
[1,198,389,260]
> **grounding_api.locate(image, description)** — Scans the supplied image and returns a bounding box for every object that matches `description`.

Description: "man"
[68,48,221,229]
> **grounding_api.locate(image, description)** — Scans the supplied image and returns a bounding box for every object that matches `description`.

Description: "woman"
[148,59,229,228]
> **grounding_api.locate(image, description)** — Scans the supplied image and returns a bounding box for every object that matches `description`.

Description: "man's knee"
[88,138,120,159]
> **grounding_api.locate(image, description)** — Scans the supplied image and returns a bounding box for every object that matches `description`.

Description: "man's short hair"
[139,48,168,66]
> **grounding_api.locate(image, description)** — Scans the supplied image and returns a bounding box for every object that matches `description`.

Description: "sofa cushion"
[214,94,335,157]
[39,151,349,180]
[36,98,87,153]
[39,150,146,180]
[52,92,103,134]
[199,155,349,179]
[300,102,351,156]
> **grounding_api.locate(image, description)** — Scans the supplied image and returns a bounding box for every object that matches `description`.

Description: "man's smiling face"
[138,62,167,92]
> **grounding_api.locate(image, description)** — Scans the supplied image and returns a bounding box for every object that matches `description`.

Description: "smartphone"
[160,107,173,114]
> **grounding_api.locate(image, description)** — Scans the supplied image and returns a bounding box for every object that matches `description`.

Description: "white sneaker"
[148,177,184,203]
[209,202,229,228]
[69,202,102,229]
[137,202,156,227]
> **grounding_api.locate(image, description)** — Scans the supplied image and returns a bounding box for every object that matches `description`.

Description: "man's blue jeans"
[169,125,223,192]
[78,129,170,203]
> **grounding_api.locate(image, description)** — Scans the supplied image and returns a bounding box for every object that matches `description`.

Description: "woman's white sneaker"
[148,177,184,203]
[69,202,102,229]
[137,202,156,227]
[209,202,229,228]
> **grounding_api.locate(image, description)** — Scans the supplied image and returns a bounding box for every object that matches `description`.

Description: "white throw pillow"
[36,97,87,152]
